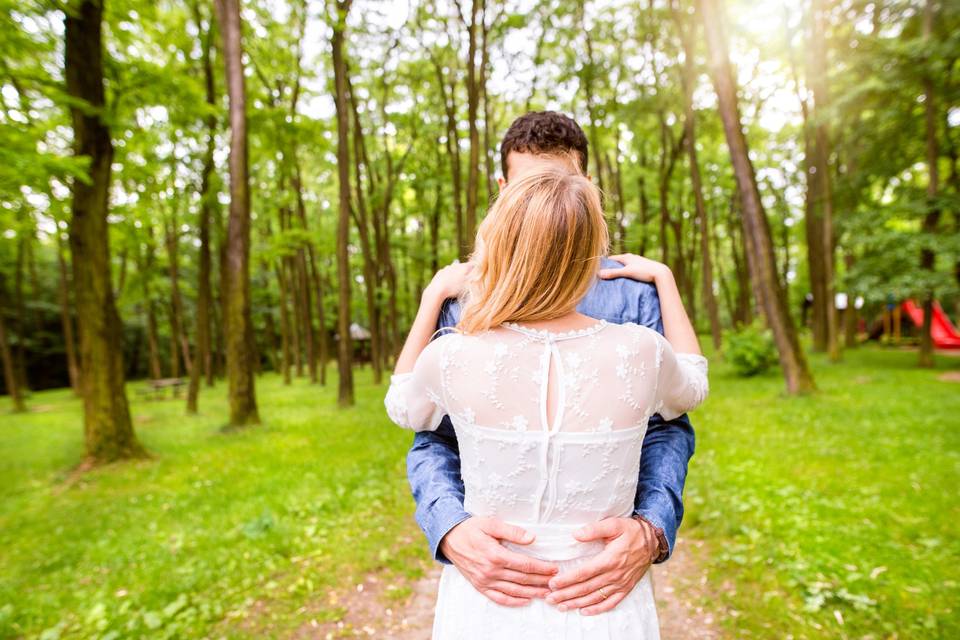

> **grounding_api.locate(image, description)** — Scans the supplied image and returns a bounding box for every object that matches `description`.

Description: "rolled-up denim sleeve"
[630,274,694,562]
[633,413,695,562]
[407,418,472,563]
[405,297,468,564]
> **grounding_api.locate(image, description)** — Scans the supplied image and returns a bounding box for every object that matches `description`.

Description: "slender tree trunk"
[165,217,193,379]
[699,0,815,394]
[677,14,722,350]
[292,165,318,383]
[331,0,355,406]
[345,73,384,383]
[13,233,29,393]
[637,146,650,256]
[56,230,81,394]
[65,0,144,462]
[463,0,482,256]
[807,0,840,361]
[307,245,328,385]
[215,0,259,426]
[188,2,217,412]
[844,252,858,348]
[580,1,605,194]
[918,0,940,368]
[272,246,292,382]
[433,62,464,258]
[0,277,25,412]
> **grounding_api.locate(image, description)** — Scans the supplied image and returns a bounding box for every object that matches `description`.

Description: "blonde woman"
[384,167,707,639]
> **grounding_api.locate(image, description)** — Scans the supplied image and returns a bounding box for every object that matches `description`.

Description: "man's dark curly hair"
[499,111,589,179]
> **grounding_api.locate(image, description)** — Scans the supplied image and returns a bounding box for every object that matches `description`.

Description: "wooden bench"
[139,378,186,400]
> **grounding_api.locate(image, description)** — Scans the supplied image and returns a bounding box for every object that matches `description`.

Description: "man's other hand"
[439,516,559,607]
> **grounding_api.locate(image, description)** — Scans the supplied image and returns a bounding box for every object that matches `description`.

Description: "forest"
[1,1,960,638]
[1,0,959,455]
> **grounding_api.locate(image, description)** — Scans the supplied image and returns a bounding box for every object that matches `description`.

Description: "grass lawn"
[0,369,431,639]
[0,345,958,639]
[684,346,960,639]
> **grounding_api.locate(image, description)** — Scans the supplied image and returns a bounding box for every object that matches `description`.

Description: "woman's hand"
[424,261,475,301]
[598,253,672,284]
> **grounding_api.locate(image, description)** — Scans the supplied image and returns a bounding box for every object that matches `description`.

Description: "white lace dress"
[384,320,708,640]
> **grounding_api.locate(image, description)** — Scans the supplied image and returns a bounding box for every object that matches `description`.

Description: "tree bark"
[214,0,260,426]
[0,276,25,412]
[55,230,81,394]
[65,0,144,462]
[188,0,216,413]
[806,0,840,361]
[165,215,193,379]
[462,0,482,256]
[682,91,722,350]
[918,0,940,368]
[331,0,355,406]
[673,9,721,349]
[432,58,464,258]
[699,0,816,394]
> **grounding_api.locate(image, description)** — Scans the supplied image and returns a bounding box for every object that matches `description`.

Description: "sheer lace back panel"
[385,320,708,528]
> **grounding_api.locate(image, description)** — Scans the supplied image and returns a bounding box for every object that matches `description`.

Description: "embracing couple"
[384,111,708,639]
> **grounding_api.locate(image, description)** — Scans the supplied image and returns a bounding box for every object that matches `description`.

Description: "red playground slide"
[901,299,960,349]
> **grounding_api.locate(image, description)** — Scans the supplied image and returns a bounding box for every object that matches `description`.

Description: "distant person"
[385,112,707,638]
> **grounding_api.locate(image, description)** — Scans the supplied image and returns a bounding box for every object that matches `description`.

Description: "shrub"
[725,324,778,377]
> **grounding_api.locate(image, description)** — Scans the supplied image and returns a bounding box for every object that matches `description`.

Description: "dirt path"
[302,535,721,639]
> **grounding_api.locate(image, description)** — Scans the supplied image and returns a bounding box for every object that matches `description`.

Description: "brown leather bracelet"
[632,514,670,564]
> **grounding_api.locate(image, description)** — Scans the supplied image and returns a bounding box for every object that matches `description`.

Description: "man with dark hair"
[498,110,589,176]
[406,111,695,616]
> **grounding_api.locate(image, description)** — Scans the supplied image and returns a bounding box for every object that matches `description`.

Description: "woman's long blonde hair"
[458,163,609,335]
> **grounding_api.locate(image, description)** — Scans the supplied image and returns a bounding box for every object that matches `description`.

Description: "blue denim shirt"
[405,258,696,564]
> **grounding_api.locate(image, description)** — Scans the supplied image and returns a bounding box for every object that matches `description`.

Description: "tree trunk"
[637,145,650,256]
[215,0,259,426]
[65,0,144,462]
[463,0,482,256]
[0,277,25,412]
[307,245,328,386]
[331,0,355,406]
[433,61,464,258]
[275,259,293,384]
[188,1,217,413]
[918,0,940,368]
[56,230,81,394]
[580,1,606,194]
[165,217,193,379]
[676,13,722,350]
[13,232,29,393]
[806,0,840,361]
[699,0,816,394]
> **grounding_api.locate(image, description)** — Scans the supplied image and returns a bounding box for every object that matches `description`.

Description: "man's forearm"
[406,420,472,563]
[633,414,695,562]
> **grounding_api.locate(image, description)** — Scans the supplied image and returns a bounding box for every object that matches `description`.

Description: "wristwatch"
[632,514,669,564]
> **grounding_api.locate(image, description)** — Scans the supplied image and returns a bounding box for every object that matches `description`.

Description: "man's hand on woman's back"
[439,516,558,607]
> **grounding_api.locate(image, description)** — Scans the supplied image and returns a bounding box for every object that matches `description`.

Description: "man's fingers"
[579,589,628,616]
[554,588,609,612]
[574,518,623,542]
[482,589,531,608]
[607,253,629,263]
[482,519,535,545]
[494,568,554,588]
[487,580,551,600]
[495,548,559,576]
[547,555,611,590]
[547,570,615,604]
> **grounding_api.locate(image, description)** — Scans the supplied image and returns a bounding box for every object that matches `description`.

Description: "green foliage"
[724,323,779,377]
